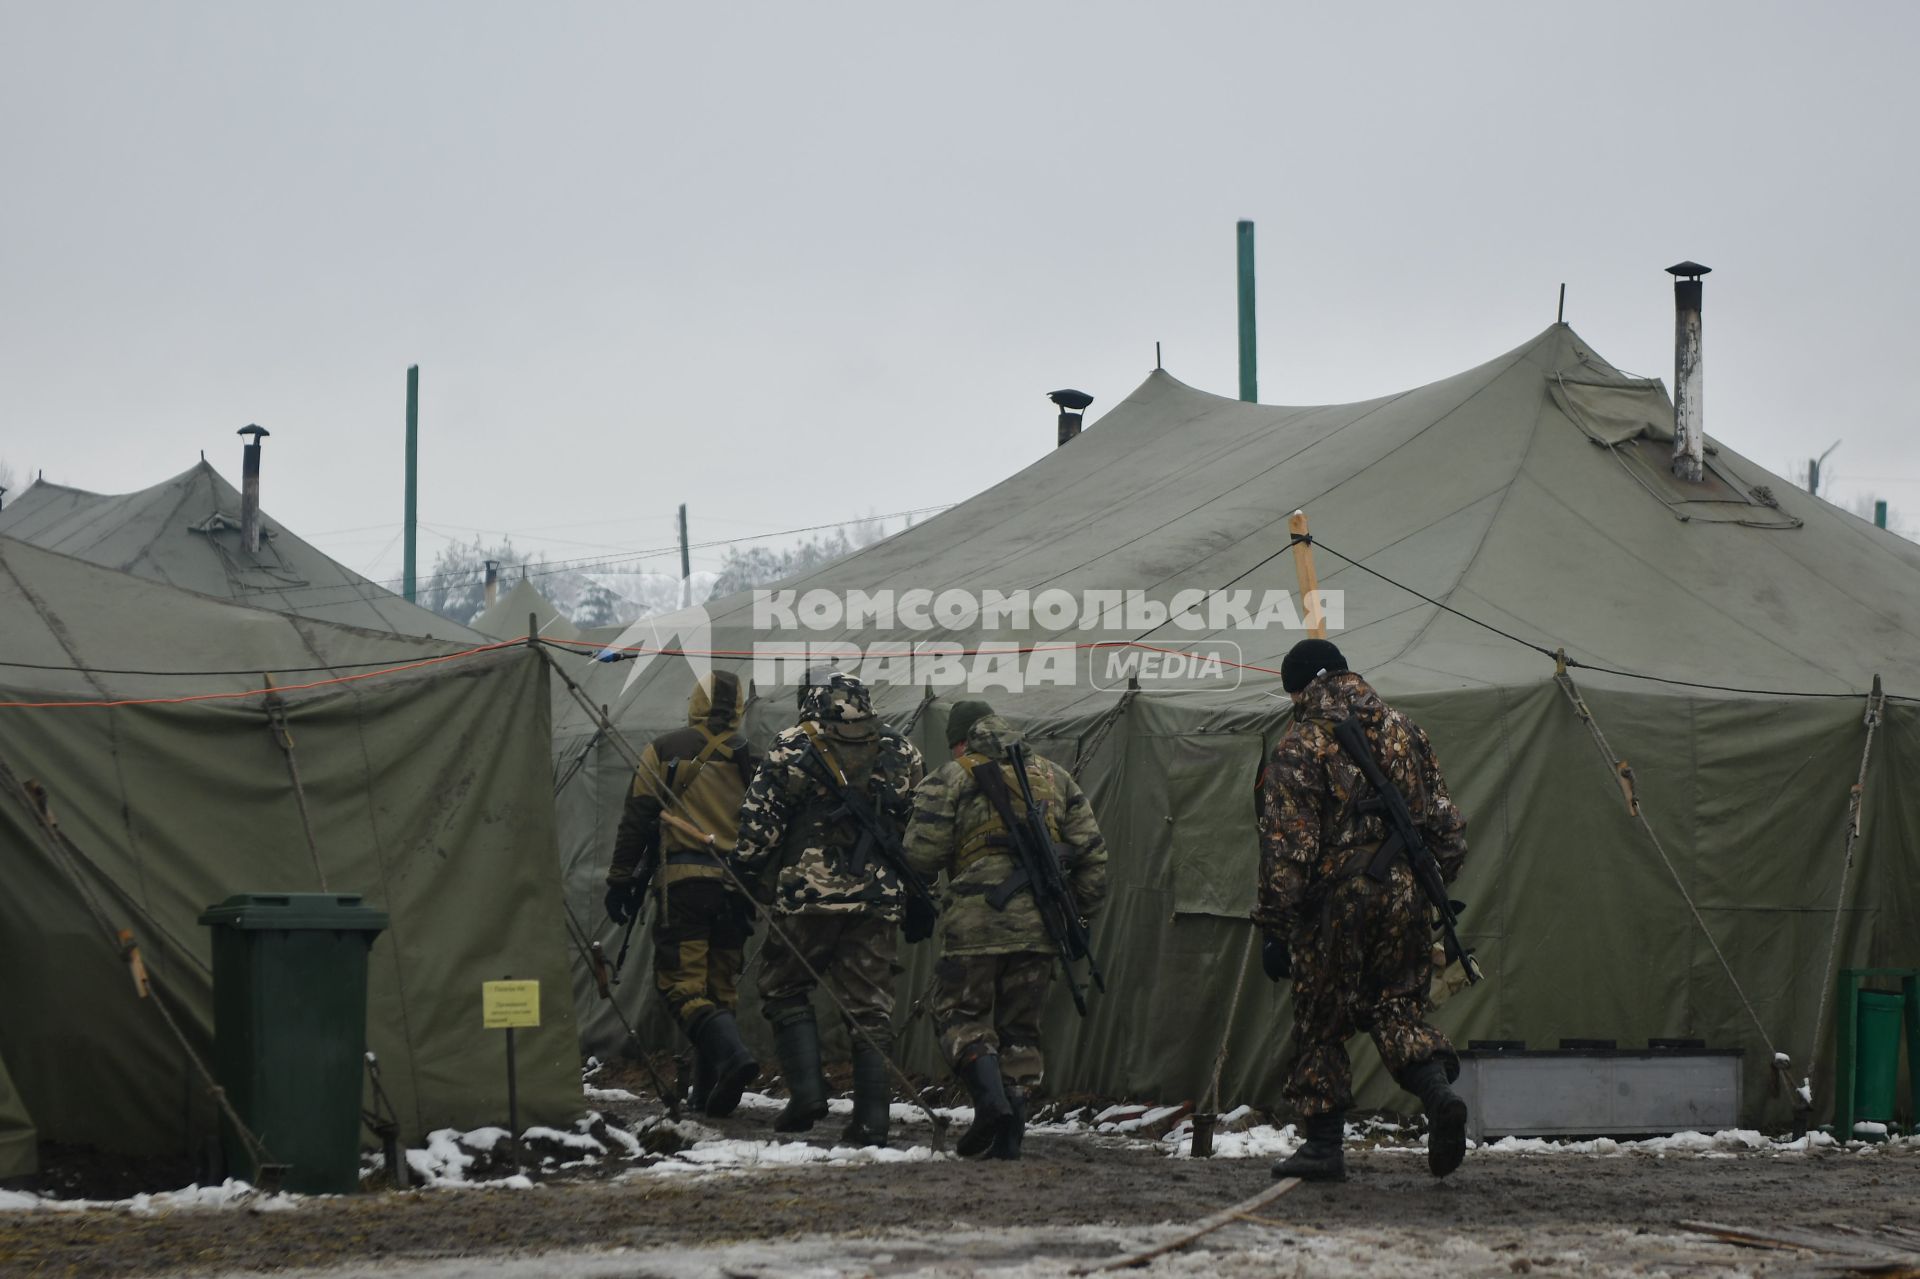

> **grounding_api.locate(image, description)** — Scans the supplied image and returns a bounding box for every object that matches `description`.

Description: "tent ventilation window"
[1550,374,1801,530]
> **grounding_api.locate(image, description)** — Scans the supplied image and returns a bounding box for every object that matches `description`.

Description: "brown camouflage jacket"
[903,714,1107,956]
[606,670,757,893]
[1252,671,1467,932]
[728,677,924,919]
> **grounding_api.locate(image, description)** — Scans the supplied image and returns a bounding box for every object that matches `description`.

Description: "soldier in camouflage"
[728,669,924,1146]
[604,670,761,1117]
[1254,639,1471,1182]
[902,701,1108,1159]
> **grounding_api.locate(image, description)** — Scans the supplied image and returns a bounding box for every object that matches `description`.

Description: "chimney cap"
[1048,389,1094,412]
[1666,261,1712,279]
[237,424,271,441]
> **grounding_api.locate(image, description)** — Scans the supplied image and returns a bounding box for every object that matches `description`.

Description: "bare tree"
[709,517,892,598]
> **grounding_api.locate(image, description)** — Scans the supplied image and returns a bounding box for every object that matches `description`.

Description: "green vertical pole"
[1236,220,1257,403]
[1875,500,1888,529]
[404,365,419,603]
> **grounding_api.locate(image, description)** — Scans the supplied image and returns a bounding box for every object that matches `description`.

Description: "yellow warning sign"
[482,980,540,1029]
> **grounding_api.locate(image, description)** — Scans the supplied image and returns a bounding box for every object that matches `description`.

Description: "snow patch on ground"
[632,1137,942,1176]
[0,1179,299,1215]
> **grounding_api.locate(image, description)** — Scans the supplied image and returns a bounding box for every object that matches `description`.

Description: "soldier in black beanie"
[1254,638,1472,1183]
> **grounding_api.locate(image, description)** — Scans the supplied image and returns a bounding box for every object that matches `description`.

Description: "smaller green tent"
[0,538,581,1159]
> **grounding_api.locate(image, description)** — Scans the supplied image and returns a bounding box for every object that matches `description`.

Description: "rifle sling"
[970,761,1042,914]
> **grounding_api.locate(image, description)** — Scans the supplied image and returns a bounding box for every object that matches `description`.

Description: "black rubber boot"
[691,1010,758,1119]
[840,1042,892,1147]
[954,1048,1015,1158]
[1399,1056,1469,1177]
[1272,1111,1347,1182]
[769,1010,830,1133]
[685,1046,715,1113]
[990,1084,1028,1161]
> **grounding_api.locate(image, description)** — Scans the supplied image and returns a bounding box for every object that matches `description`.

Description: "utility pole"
[678,504,691,608]
[404,365,420,602]
[1808,440,1840,497]
[1236,220,1257,403]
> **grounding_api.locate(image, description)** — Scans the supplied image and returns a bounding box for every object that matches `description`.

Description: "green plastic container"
[1853,989,1903,1132]
[198,892,389,1194]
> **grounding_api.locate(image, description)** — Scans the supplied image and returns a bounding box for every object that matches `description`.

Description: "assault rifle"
[972,744,1106,1015]
[798,743,940,925]
[1329,716,1483,985]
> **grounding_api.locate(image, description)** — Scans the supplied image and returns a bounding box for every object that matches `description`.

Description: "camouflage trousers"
[755,911,899,1048]
[1285,863,1452,1118]
[653,877,750,1034]
[931,950,1052,1087]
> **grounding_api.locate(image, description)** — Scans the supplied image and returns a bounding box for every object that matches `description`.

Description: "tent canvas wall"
[0,537,580,1157]
[0,463,477,643]
[548,323,1919,1127]
[0,1049,34,1178]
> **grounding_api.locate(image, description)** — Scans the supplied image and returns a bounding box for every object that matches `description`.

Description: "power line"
[275,504,954,608]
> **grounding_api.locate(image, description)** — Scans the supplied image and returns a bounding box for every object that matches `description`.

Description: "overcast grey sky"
[3,1,1916,584]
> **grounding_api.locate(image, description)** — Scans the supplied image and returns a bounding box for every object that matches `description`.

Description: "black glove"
[605,880,645,925]
[730,889,758,932]
[903,895,937,944]
[1261,931,1292,982]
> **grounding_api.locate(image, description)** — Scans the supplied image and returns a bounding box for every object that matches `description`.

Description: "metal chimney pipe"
[1049,389,1093,447]
[484,560,500,608]
[237,425,270,554]
[1666,261,1710,483]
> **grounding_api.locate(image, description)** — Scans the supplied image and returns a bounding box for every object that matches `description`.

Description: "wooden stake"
[1288,510,1327,639]
[1079,1178,1302,1272]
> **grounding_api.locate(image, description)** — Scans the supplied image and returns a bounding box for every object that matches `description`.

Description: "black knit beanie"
[1280,639,1349,693]
[945,700,994,748]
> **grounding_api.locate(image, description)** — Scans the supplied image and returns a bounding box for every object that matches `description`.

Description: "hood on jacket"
[688,669,746,733]
[964,712,1025,761]
[1294,669,1379,722]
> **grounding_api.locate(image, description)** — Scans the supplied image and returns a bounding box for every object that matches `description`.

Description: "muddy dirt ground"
[4,1102,1916,1279]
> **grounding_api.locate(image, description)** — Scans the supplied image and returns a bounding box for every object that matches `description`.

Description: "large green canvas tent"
[550,322,1919,1126]
[0,462,477,643]
[0,537,580,1158]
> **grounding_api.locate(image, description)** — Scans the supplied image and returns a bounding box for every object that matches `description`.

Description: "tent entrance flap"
[1167,734,1265,919]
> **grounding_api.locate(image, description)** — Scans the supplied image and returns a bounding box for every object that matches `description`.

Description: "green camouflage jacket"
[1253,671,1468,933]
[728,674,924,919]
[903,713,1107,956]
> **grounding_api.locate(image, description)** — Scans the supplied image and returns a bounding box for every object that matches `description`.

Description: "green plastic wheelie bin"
[198,893,388,1194]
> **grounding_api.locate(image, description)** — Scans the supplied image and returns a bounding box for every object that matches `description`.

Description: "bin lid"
[197,892,390,933]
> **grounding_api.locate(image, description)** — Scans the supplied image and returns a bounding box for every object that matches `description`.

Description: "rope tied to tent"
[534,641,953,1151]
[1,763,282,1184]
[1072,686,1139,775]
[1551,664,1800,1107]
[261,676,328,892]
[1805,674,1887,1116]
